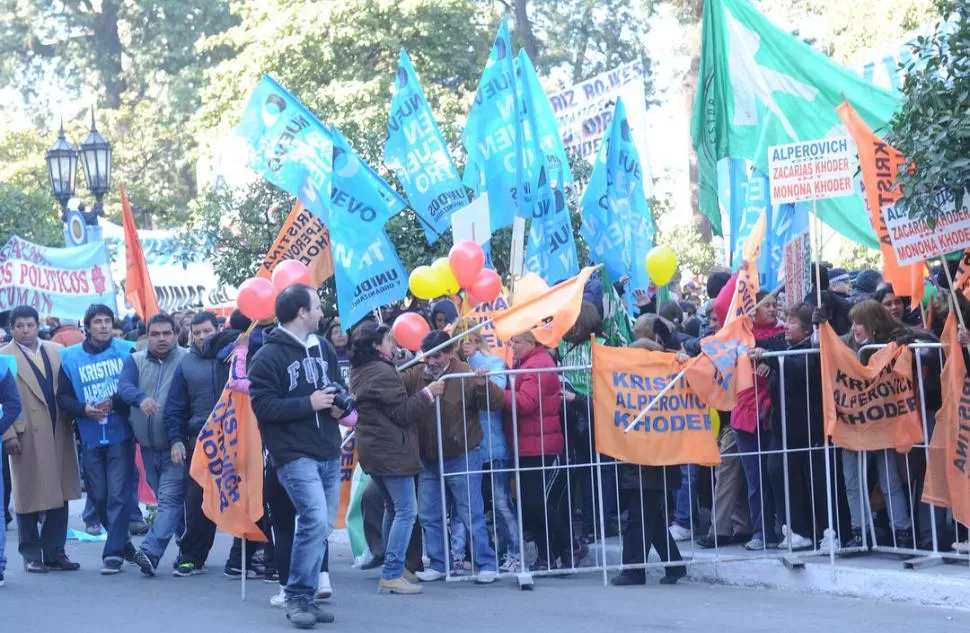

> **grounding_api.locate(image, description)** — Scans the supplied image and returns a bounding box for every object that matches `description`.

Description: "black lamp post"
[46,111,113,226]
[45,120,78,222]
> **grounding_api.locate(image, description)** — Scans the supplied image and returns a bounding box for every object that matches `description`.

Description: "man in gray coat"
[118,313,187,576]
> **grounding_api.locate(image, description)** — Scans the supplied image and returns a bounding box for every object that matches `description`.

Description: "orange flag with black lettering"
[258,201,334,288]
[493,266,595,348]
[592,341,720,466]
[190,386,267,541]
[120,184,160,320]
[335,431,357,530]
[836,101,923,305]
[922,314,970,526]
[819,322,923,453]
[682,317,756,411]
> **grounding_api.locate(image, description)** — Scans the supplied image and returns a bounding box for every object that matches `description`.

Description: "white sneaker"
[953,541,970,553]
[779,525,813,551]
[475,570,497,584]
[269,587,285,608]
[315,571,332,600]
[415,569,446,582]
[668,524,692,542]
[818,528,840,553]
[499,555,521,574]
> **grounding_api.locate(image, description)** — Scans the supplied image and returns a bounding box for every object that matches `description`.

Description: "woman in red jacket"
[505,332,586,570]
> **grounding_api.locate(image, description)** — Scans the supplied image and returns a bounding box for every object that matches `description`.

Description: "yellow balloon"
[431,257,460,295]
[645,246,678,287]
[709,408,720,437]
[409,266,443,300]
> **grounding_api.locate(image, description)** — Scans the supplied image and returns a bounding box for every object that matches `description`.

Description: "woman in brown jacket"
[350,322,443,595]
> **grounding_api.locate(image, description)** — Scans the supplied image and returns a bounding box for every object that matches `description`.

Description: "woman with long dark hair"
[350,322,441,594]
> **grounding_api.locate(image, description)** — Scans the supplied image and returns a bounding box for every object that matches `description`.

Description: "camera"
[331,384,356,415]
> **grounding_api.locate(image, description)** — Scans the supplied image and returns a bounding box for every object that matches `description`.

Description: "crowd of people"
[0,263,968,628]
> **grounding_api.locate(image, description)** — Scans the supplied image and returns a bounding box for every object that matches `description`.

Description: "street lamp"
[79,111,113,223]
[45,120,78,221]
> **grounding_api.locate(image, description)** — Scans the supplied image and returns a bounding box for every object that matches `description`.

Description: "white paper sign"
[884,190,970,266]
[450,194,491,246]
[768,137,855,205]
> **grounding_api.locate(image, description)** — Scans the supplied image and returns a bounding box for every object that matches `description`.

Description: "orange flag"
[493,266,595,348]
[727,211,766,323]
[836,101,923,305]
[682,317,756,411]
[818,322,923,453]
[190,386,267,541]
[922,314,970,525]
[953,248,970,299]
[120,184,160,320]
[257,201,334,288]
[335,431,357,530]
[593,341,720,466]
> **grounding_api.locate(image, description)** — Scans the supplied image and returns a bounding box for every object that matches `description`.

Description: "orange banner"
[120,184,160,320]
[335,431,357,530]
[922,314,970,526]
[258,202,334,288]
[819,322,923,452]
[190,387,267,541]
[592,341,720,466]
[682,317,755,411]
[836,101,923,304]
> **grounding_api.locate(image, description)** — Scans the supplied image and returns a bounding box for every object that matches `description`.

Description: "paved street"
[0,509,963,633]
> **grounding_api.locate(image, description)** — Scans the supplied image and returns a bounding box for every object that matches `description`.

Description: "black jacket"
[764,336,823,449]
[249,327,344,466]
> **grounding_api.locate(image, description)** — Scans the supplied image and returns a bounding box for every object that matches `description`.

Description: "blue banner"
[238,75,406,240]
[524,166,579,284]
[580,98,655,309]
[331,229,408,331]
[384,49,468,244]
[729,161,808,290]
[0,236,117,320]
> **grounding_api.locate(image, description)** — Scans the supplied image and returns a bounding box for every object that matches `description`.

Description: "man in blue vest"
[0,354,24,587]
[58,304,137,575]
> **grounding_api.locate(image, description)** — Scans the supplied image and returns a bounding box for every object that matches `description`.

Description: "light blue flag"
[462,19,521,231]
[517,51,573,192]
[729,161,809,290]
[524,166,579,284]
[384,49,468,245]
[237,75,334,220]
[331,229,408,331]
[0,355,15,378]
[580,98,655,310]
[330,127,408,235]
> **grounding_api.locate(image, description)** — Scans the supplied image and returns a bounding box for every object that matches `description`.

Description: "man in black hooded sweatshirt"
[249,284,348,628]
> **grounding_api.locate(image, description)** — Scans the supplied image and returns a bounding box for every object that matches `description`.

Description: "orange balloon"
[392,312,430,353]
[271,259,312,292]
[237,277,278,321]
[449,240,485,289]
[468,269,502,304]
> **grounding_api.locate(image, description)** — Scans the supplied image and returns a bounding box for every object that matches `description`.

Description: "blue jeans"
[734,428,776,541]
[372,475,417,580]
[674,464,699,530]
[419,446,497,573]
[82,440,135,561]
[0,456,6,575]
[83,465,142,525]
[139,447,186,564]
[277,457,340,602]
[450,460,521,560]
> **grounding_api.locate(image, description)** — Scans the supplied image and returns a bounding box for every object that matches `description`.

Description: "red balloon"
[449,240,485,289]
[237,277,278,321]
[272,259,312,291]
[468,269,502,304]
[392,312,430,353]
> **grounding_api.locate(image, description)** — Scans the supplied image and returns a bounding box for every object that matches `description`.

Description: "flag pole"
[396,319,494,372]
[241,537,247,601]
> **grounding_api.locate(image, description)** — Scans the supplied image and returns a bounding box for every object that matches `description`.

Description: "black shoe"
[308,603,335,624]
[128,521,150,536]
[46,556,81,571]
[25,560,48,573]
[696,534,730,549]
[730,533,753,545]
[359,555,384,571]
[134,550,156,577]
[660,567,687,585]
[123,542,137,564]
[895,528,914,549]
[610,571,646,586]
[224,562,264,579]
[844,528,866,549]
[285,600,317,629]
[101,559,123,575]
[263,567,280,583]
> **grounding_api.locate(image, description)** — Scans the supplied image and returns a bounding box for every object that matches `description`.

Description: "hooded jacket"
[249,326,344,466]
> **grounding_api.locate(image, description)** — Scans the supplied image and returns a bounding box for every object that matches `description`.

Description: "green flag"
[691,0,899,247]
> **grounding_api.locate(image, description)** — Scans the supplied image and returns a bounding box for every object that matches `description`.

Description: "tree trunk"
[91,0,126,108]
[571,1,595,83]
[514,0,540,62]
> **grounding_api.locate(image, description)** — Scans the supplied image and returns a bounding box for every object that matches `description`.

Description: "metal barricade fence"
[426,347,969,589]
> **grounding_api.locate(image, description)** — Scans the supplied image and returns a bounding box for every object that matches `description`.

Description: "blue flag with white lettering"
[524,166,579,284]
[518,51,573,193]
[384,49,468,244]
[729,160,809,290]
[237,75,334,219]
[580,98,655,308]
[331,229,408,332]
[330,127,408,236]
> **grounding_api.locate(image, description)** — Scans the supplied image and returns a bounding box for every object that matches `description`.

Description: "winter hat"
[829,268,850,285]
[853,269,883,295]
